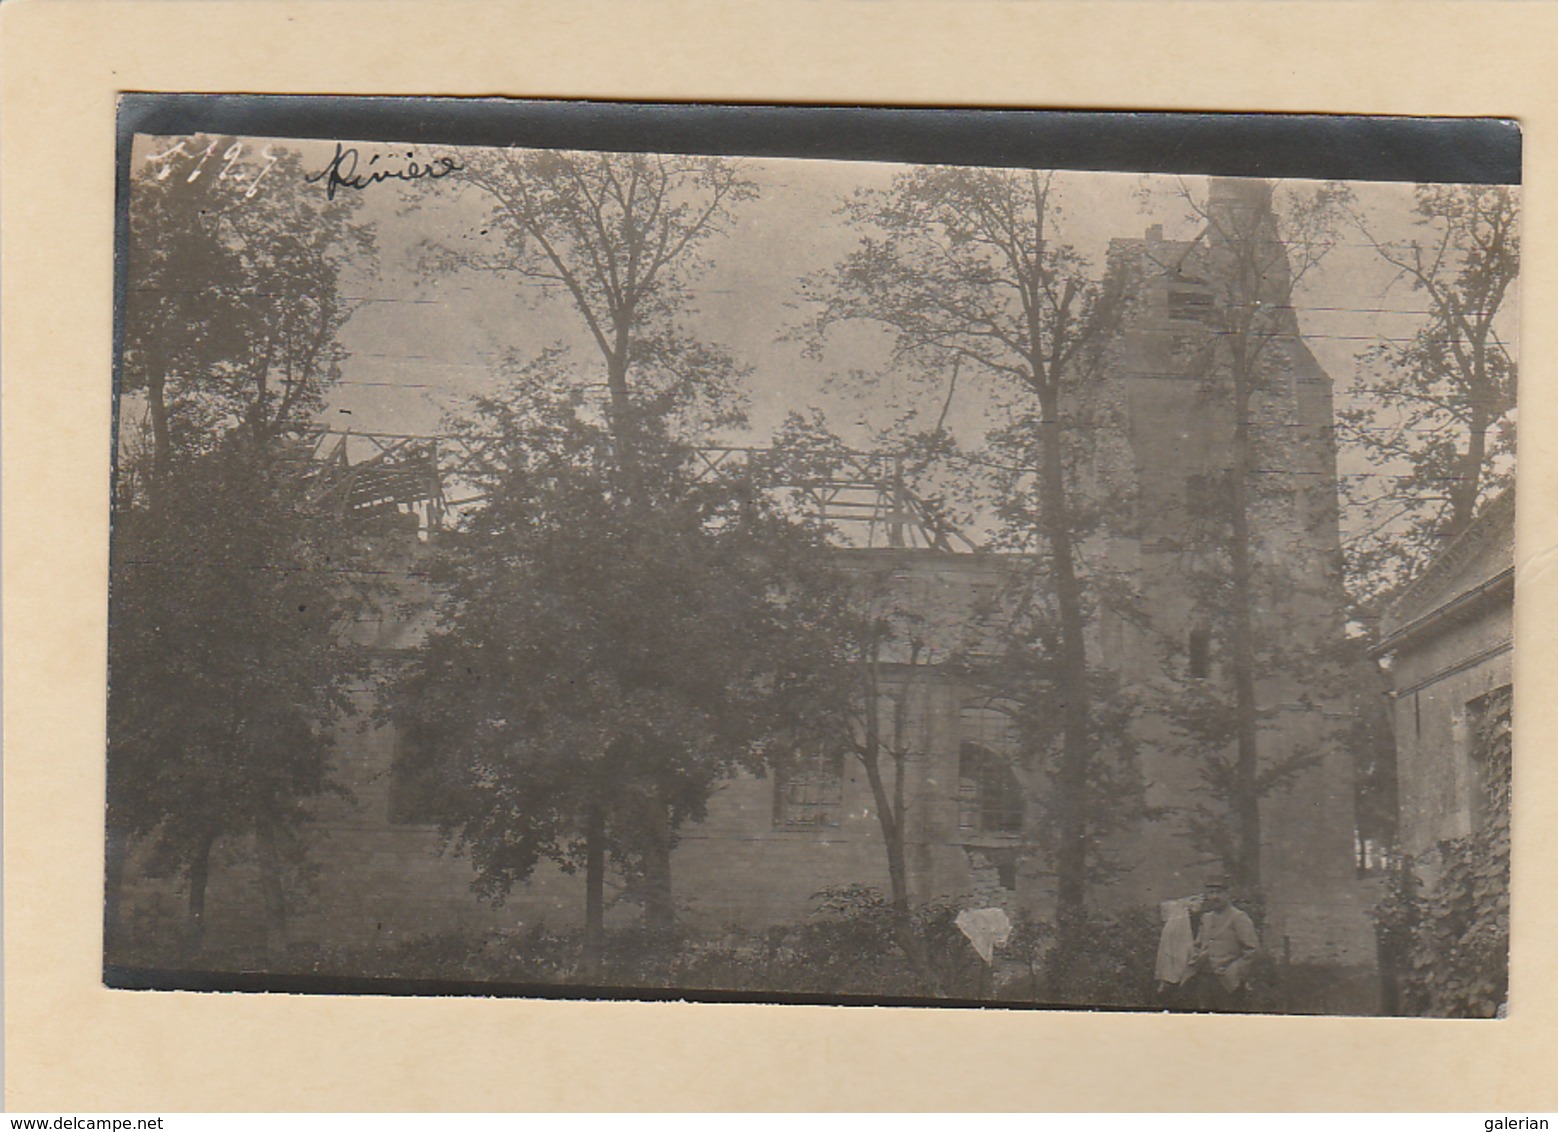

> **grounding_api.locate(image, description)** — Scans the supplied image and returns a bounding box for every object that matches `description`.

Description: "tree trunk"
[1039,391,1093,982]
[858,638,944,995]
[640,796,676,936]
[858,740,942,996]
[582,801,606,979]
[1228,367,1263,889]
[1046,429,1096,915]
[186,827,218,949]
[605,335,637,477]
[1449,404,1490,537]
[254,817,288,961]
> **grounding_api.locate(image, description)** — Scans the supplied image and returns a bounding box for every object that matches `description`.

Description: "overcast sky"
[273,141,1456,446]
[129,135,1517,525]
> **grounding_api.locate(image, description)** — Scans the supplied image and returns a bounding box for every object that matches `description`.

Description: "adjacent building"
[1374,488,1515,860]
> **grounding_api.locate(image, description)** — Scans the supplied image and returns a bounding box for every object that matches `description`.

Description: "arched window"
[958,742,1024,836]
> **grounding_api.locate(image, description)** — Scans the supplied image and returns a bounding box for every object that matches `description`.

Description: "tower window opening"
[1188,629,1212,680]
[1169,290,1216,322]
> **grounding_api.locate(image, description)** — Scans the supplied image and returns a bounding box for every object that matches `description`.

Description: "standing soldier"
[1190,877,1260,1011]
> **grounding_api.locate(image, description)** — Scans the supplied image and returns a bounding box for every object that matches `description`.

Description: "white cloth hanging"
[1155,896,1199,985]
[955,907,1013,964]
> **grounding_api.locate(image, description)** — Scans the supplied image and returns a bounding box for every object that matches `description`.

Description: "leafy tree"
[1340,185,1519,616]
[427,149,759,929]
[1372,685,1510,1017]
[108,136,372,953]
[442,148,757,440]
[108,446,366,952]
[729,413,975,993]
[1140,178,1356,889]
[122,136,372,489]
[386,381,848,971]
[798,166,1129,971]
[1341,186,1518,1014]
[831,565,949,993]
[972,391,1150,905]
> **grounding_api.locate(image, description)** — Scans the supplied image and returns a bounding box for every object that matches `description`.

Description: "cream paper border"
[3,0,1555,1112]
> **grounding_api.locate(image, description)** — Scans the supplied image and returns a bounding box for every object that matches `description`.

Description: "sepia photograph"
[104,110,1518,1019]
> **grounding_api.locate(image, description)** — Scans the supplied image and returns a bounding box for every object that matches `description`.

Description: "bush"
[1374,832,1509,1018]
[1043,907,1163,1008]
[1371,687,1510,1018]
[156,882,1381,1013]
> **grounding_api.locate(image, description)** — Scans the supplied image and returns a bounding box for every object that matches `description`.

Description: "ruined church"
[155,179,1379,985]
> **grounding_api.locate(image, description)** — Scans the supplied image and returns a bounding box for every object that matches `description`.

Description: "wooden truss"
[690,446,976,552]
[296,429,977,551]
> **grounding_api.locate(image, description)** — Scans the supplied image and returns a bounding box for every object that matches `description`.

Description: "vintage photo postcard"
[104,109,1518,1020]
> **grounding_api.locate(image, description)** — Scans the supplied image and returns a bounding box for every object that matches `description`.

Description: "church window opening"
[774,748,844,829]
[958,742,1024,836]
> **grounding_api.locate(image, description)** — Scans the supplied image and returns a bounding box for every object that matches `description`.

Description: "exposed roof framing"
[296,428,978,551]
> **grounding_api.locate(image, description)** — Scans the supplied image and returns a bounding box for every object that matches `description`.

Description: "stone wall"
[1095,194,1377,968]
